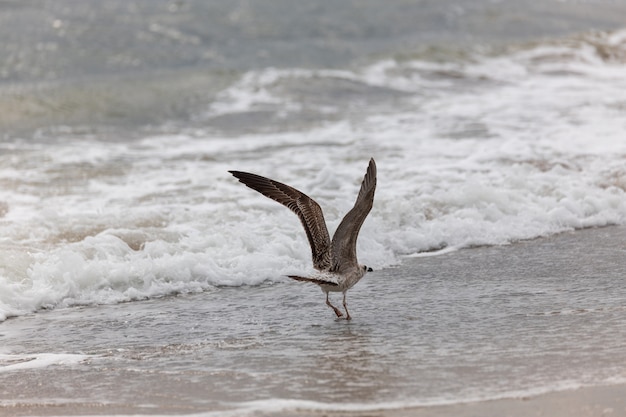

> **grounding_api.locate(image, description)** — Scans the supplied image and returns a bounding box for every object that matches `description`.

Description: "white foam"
[0,353,89,373]
[1,30,626,319]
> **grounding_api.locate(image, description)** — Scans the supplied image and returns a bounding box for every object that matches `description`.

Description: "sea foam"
[0,353,89,373]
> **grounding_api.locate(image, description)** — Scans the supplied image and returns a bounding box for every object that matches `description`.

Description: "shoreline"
[365,382,626,417]
[3,382,626,416]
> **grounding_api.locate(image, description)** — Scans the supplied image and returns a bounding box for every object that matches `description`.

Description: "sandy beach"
[3,375,626,417]
[281,384,626,417]
[407,383,626,417]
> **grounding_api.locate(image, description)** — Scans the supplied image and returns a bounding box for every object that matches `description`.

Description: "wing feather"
[287,275,339,286]
[330,158,377,273]
[229,171,332,271]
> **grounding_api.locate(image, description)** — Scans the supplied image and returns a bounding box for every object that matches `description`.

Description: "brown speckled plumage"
[229,158,377,320]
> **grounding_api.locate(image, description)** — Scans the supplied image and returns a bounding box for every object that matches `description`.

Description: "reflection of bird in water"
[230,158,377,320]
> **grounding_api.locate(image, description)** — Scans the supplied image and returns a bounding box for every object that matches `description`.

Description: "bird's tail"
[287,275,339,286]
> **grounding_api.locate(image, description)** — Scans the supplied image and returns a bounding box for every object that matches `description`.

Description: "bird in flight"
[229,158,377,320]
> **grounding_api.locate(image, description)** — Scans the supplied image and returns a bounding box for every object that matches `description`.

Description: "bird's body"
[229,158,377,320]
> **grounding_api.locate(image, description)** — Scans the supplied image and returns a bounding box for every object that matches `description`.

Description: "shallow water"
[2,227,626,415]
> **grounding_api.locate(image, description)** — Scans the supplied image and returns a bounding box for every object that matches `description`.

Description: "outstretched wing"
[330,158,377,273]
[229,170,332,271]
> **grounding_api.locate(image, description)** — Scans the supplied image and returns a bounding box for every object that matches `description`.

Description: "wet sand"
[410,383,626,417]
[267,384,626,417]
[280,383,626,417]
[4,382,626,416]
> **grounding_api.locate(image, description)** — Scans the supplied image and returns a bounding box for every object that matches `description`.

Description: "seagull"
[229,158,377,320]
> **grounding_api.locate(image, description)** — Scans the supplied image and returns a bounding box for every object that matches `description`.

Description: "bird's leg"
[326,292,343,318]
[343,292,351,321]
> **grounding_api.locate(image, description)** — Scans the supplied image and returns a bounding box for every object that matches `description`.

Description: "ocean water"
[2,228,626,415]
[1,0,626,415]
